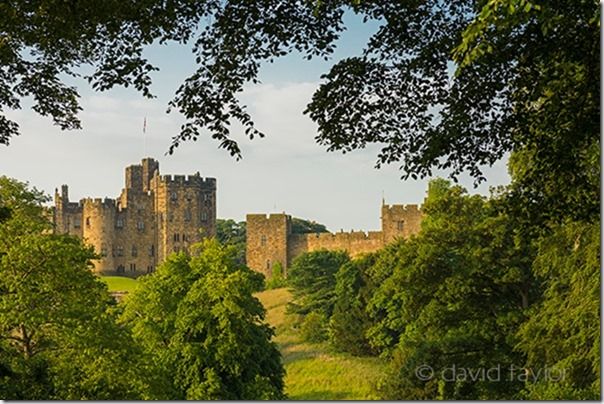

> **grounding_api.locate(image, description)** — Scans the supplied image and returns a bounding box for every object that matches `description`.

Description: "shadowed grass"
[256,288,384,400]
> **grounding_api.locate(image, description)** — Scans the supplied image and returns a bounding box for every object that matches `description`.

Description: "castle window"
[149,245,155,256]
[397,220,404,231]
[173,233,180,242]
[85,217,90,227]
[201,211,208,221]
[261,235,267,246]
[174,246,180,253]
[129,263,136,272]
[131,245,137,257]
[116,246,124,257]
[184,210,192,222]
[101,246,107,256]
[170,191,177,201]
[117,264,125,274]
[169,214,174,222]
[116,218,124,228]
[203,194,210,201]
[146,265,154,274]
[74,219,80,228]
[137,220,145,230]
[266,260,271,270]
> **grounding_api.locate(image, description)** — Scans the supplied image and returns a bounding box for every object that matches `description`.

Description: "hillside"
[256,288,385,400]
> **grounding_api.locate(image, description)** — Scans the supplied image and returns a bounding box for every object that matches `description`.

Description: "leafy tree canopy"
[120,239,285,400]
[368,179,535,399]
[291,217,329,234]
[215,218,246,264]
[516,220,600,399]
[3,1,596,207]
[0,176,149,399]
[287,249,350,317]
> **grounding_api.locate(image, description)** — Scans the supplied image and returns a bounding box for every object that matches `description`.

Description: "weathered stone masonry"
[246,203,423,277]
[53,158,216,277]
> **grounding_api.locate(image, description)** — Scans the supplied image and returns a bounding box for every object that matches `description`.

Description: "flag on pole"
[143,117,147,134]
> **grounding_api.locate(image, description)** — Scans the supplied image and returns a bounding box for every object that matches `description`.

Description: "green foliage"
[329,253,379,356]
[516,221,600,399]
[266,262,287,290]
[215,218,246,265]
[2,2,597,220]
[300,311,328,343]
[287,250,350,318]
[120,239,284,400]
[0,176,149,399]
[370,180,535,399]
[291,217,328,234]
[455,0,599,222]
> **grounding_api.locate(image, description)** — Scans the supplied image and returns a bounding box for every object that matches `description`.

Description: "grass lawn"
[99,276,139,293]
[256,288,385,400]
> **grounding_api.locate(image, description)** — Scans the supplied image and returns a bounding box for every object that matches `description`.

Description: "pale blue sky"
[0,12,509,232]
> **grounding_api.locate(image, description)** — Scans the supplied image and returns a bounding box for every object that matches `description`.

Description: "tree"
[0,176,149,399]
[4,1,596,212]
[329,253,379,356]
[265,262,286,290]
[515,221,600,399]
[300,311,328,343]
[290,217,328,234]
[215,218,246,265]
[286,250,350,318]
[120,239,285,400]
[371,179,534,400]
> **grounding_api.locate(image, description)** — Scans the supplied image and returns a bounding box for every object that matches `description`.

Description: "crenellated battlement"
[305,230,382,242]
[82,197,117,209]
[247,213,288,221]
[382,203,422,213]
[159,174,217,188]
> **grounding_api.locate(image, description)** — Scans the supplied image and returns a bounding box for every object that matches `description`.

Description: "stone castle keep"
[53,158,216,276]
[53,158,423,278]
[245,203,423,276]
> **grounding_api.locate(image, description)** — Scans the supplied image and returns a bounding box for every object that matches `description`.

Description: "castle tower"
[54,185,69,233]
[151,173,216,263]
[381,203,423,243]
[82,198,117,274]
[54,184,84,238]
[246,213,291,277]
[141,157,159,192]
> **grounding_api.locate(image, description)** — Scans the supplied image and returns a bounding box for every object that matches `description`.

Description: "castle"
[52,158,423,278]
[245,203,423,276]
[53,158,216,276]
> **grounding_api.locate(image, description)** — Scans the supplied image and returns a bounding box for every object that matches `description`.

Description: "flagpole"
[143,117,147,158]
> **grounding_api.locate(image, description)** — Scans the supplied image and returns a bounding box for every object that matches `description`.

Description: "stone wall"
[246,203,424,277]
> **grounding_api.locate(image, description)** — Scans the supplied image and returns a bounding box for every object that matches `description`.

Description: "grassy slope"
[256,288,384,400]
[99,276,139,293]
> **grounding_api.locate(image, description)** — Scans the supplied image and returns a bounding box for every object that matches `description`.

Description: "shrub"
[300,312,328,343]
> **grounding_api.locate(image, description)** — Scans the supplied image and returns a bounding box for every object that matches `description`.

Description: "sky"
[0,13,510,232]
